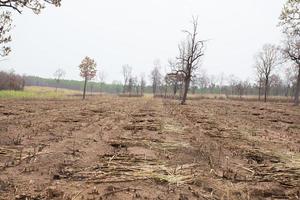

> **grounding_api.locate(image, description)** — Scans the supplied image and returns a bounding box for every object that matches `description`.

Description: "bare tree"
[98,70,106,93]
[235,80,244,99]
[198,69,209,93]
[243,79,251,96]
[140,74,146,96]
[132,76,139,95]
[175,17,206,104]
[166,59,183,97]
[270,74,283,96]
[279,0,300,105]
[254,44,281,102]
[0,0,61,56]
[282,36,300,105]
[228,74,238,96]
[284,66,297,97]
[218,72,225,95]
[166,59,180,96]
[79,56,97,100]
[254,66,265,101]
[122,65,132,94]
[128,77,134,95]
[53,68,65,92]
[150,60,162,96]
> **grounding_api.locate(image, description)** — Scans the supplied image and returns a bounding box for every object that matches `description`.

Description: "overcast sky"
[1,0,285,83]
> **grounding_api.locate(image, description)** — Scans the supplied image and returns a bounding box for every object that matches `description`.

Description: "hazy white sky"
[2,0,285,83]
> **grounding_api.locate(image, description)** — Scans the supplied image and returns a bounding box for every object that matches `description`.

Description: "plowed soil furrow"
[0,97,299,200]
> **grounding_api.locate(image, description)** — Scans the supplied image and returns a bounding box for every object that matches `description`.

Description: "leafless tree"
[254,44,281,102]
[0,0,61,56]
[140,74,146,96]
[235,80,244,99]
[132,76,139,95]
[79,56,97,100]
[284,66,297,97]
[122,64,132,94]
[254,66,265,101]
[227,74,238,96]
[128,77,134,95]
[218,72,225,95]
[243,79,251,96]
[166,59,183,97]
[270,74,283,96]
[150,60,162,96]
[198,69,209,93]
[53,68,65,92]
[281,35,300,105]
[279,0,300,105]
[98,70,106,93]
[165,72,185,97]
[175,17,206,104]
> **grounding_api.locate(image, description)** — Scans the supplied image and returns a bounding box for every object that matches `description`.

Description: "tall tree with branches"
[53,68,65,92]
[279,0,300,105]
[282,36,300,105]
[140,74,146,96]
[0,0,61,56]
[175,17,206,105]
[122,64,132,94]
[150,61,162,96]
[254,44,281,102]
[79,56,97,100]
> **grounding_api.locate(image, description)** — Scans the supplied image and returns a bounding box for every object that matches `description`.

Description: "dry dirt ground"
[0,96,299,200]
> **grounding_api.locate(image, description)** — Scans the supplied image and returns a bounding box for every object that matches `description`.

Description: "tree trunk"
[83,77,87,100]
[294,65,300,106]
[181,78,190,105]
[285,85,289,97]
[173,82,177,96]
[152,84,156,96]
[264,77,269,103]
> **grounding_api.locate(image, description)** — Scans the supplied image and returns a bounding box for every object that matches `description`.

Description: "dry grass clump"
[63,154,200,186]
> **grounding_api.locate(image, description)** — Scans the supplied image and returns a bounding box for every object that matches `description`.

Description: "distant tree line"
[147,65,297,100]
[0,64,296,101]
[0,70,24,90]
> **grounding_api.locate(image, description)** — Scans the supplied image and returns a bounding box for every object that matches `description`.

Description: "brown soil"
[0,97,299,200]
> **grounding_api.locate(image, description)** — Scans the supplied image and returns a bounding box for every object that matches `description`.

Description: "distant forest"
[24,76,125,94]
[24,75,293,98]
